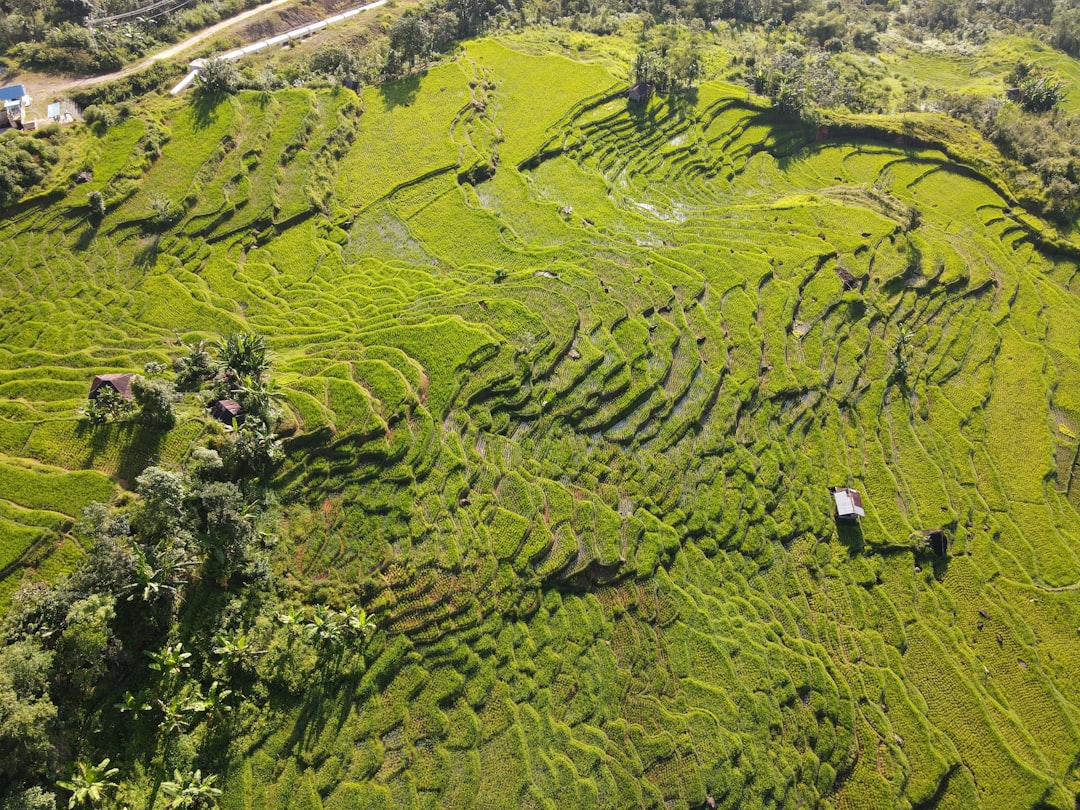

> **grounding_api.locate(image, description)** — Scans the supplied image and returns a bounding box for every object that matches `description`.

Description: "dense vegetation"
[0,126,59,209]
[2,3,1080,808]
[0,0,264,73]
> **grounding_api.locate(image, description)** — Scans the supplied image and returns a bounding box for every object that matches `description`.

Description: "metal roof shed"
[0,84,26,103]
[833,487,865,520]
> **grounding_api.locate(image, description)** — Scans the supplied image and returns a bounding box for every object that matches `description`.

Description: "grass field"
[3,37,1080,809]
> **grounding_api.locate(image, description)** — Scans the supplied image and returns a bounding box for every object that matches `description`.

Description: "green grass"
[2,35,1080,810]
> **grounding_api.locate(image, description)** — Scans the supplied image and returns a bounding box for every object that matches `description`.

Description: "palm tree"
[115,690,151,718]
[216,333,270,380]
[212,631,264,668]
[231,378,286,423]
[132,542,198,604]
[160,769,222,809]
[157,694,203,735]
[57,759,119,808]
[304,605,344,648]
[147,643,192,679]
[196,681,234,722]
[173,337,216,390]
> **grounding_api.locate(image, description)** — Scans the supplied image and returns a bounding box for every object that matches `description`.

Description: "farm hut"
[210,399,245,425]
[0,84,27,127]
[1005,87,1022,103]
[921,529,949,556]
[836,267,859,291]
[833,487,865,521]
[89,373,134,400]
[628,82,652,103]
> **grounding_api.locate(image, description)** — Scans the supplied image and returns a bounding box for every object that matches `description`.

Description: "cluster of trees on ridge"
[0,332,383,808]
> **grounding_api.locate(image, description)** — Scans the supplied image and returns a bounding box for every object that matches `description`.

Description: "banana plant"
[57,759,119,808]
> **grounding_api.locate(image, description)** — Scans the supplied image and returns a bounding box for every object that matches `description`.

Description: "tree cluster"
[0,0,263,73]
[752,43,864,119]
[0,420,278,805]
[0,129,60,212]
[633,25,704,94]
[165,332,282,478]
[1006,60,1067,113]
[935,70,1079,222]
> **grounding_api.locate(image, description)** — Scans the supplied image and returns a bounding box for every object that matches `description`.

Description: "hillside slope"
[2,39,1080,808]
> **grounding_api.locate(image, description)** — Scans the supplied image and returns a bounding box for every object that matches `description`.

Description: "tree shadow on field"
[668,88,699,119]
[135,234,162,269]
[378,71,423,112]
[835,519,865,555]
[626,96,662,132]
[191,93,225,130]
[74,421,167,485]
[74,224,97,251]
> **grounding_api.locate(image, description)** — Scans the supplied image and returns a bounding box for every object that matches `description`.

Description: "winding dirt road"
[53,0,298,93]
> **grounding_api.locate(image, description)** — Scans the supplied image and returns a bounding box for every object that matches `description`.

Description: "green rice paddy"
[3,36,1080,808]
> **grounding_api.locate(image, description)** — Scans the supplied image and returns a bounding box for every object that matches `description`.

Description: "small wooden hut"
[210,399,245,425]
[628,82,652,103]
[921,529,948,557]
[89,373,134,400]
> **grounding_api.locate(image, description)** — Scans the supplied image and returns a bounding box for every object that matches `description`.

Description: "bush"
[1017,73,1066,113]
[0,133,59,211]
[132,375,176,429]
[82,104,117,129]
[193,58,240,99]
[851,24,879,51]
[71,62,178,108]
[87,190,106,221]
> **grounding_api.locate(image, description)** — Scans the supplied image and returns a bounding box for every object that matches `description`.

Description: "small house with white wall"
[0,84,28,128]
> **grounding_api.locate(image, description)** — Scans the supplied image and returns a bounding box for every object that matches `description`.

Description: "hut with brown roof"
[210,399,245,425]
[628,82,652,103]
[89,373,134,400]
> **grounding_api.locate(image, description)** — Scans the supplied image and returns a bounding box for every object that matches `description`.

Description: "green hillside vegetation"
[2,29,1080,810]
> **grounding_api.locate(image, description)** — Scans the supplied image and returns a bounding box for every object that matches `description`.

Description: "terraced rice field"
[4,35,1080,808]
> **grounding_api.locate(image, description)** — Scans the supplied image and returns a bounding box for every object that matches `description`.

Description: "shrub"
[193,58,240,99]
[132,375,177,429]
[87,190,106,220]
[71,62,178,108]
[1017,73,1066,113]
[82,104,117,129]
[0,133,59,210]
[851,24,879,51]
